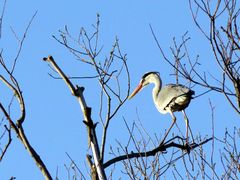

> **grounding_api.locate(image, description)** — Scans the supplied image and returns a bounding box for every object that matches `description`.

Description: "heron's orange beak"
[128,83,143,99]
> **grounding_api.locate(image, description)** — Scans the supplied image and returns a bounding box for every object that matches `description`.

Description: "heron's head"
[128,71,160,99]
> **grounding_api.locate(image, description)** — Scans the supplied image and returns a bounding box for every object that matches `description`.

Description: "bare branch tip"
[42,55,53,62]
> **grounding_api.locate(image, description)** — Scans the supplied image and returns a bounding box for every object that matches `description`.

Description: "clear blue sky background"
[0,0,239,179]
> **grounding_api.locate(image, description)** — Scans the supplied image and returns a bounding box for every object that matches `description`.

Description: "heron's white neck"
[151,75,162,104]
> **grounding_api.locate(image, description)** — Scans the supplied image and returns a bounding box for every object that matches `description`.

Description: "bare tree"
[43,15,212,179]
[151,0,240,114]
[0,11,52,180]
[147,0,240,178]
[0,0,239,179]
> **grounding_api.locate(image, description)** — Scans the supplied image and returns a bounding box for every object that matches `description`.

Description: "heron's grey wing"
[157,84,194,111]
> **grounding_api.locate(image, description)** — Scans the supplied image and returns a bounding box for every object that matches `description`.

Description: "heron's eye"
[141,80,149,86]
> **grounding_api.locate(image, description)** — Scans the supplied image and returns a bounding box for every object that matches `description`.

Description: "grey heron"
[128,72,194,145]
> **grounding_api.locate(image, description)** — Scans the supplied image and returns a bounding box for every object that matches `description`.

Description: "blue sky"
[0,0,239,179]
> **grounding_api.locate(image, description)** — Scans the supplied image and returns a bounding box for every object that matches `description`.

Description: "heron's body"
[129,71,194,144]
[153,83,194,114]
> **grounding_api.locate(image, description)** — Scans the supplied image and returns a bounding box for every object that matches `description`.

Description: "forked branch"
[43,55,107,180]
[0,80,52,179]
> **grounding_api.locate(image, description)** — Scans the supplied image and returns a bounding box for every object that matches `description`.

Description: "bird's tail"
[190,90,195,99]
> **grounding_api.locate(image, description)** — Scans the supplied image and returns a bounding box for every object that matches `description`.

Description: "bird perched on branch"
[128,71,194,145]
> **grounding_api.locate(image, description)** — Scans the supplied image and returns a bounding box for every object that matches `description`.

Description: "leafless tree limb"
[51,15,131,179]
[0,125,11,161]
[0,0,6,39]
[188,0,240,113]
[0,12,52,179]
[43,55,107,180]
[104,136,212,169]
[9,11,37,74]
[0,95,52,179]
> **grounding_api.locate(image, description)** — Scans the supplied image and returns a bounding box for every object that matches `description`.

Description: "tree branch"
[103,137,213,169]
[43,55,107,180]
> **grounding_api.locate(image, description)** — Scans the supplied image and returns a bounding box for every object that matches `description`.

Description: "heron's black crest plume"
[142,71,159,79]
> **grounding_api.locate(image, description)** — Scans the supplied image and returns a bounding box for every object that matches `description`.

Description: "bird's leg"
[182,110,194,145]
[160,111,176,145]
